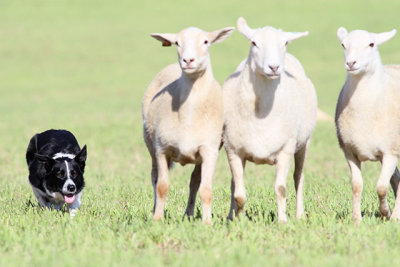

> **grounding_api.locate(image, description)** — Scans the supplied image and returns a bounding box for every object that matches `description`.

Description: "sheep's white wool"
[143,26,234,225]
[223,17,317,223]
[335,27,400,223]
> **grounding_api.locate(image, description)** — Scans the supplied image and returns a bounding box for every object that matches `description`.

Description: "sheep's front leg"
[377,154,398,220]
[153,153,170,221]
[345,151,363,224]
[275,149,293,223]
[226,153,246,220]
[183,164,201,219]
[199,147,218,225]
[293,140,310,219]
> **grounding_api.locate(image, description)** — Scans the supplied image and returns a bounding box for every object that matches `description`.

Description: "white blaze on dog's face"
[150,26,234,75]
[62,160,77,203]
[237,17,308,79]
[337,27,397,75]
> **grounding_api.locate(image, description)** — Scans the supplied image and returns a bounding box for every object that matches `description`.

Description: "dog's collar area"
[52,153,76,160]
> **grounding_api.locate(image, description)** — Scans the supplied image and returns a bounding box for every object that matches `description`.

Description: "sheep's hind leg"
[151,158,158,214]
[377,155,398,220]
[390,167,400,198]
[183,164,201,220]
[389,168,400,220]
[293,140,310,219]
[227,153,246,220]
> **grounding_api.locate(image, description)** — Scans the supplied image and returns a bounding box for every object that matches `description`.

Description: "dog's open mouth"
[64,194,76,204]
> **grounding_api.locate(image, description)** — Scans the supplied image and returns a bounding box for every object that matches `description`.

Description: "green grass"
[1,0,400,266]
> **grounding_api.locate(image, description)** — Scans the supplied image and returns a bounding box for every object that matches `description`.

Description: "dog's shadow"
[24,199,69,214]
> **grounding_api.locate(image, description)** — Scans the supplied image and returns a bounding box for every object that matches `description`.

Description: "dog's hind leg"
[31,186,48,208]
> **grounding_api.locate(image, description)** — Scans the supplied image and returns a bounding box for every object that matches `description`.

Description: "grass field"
[1,0,400,266]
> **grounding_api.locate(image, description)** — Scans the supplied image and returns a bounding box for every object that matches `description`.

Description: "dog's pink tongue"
[64,195,76,204]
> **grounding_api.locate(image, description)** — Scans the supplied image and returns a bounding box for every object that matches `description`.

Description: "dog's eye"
[56,170,64,179]
[70,170,77,178]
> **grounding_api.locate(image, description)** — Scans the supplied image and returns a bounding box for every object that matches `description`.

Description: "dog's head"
[35,145,87,204]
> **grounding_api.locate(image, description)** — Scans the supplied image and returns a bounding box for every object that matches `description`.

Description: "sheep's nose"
[346,61,357,68]
[183,58,195,64]
[269,65,279,73]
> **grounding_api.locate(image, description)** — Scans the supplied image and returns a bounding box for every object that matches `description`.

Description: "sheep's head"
[151,27,234,75]
[337,27,396,76]
[237,17,308,80]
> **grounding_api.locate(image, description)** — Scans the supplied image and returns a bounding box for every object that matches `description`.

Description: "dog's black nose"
[67,184,76,192]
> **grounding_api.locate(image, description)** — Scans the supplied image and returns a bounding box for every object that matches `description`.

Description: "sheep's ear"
[337,27,348,41]
[209,27,235,45]
[373,29,396,46]
[150,33,177,47]
[237,17,255,40]
[284,31,309,43]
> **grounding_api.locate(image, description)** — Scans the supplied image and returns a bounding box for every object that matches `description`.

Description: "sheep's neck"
[346,62,386,95]
[176,66,214,108]
[242,60,280,118]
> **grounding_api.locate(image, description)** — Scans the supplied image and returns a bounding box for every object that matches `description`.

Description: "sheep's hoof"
[379,209,391,220]
[352,216,362,226]
[153,213,163,221]
[202,219,212,226]
[277,217,288,224]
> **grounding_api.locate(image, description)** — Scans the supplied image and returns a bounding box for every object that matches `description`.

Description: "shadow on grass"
[24,198,70,214]
[245,210,276,223]
[335,209,382,220]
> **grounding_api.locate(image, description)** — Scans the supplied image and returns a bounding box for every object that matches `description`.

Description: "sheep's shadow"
[335,210,382,220]
[150,73,194,112]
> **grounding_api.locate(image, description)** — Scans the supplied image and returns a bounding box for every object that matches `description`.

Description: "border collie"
[26,129,87,217]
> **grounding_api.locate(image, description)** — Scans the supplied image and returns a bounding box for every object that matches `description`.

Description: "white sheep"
[223,17,317,223]
[335,27,400,223]
[142,26,234,225]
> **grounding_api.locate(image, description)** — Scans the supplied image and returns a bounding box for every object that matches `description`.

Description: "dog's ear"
[75,145,87,171]
[35,154,55,172]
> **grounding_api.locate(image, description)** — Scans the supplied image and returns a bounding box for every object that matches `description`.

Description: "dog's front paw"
[70,209,78,219]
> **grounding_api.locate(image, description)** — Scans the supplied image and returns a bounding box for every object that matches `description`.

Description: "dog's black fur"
[26,129,86,214]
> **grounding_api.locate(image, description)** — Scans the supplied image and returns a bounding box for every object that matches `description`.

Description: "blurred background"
[1,0,400,194]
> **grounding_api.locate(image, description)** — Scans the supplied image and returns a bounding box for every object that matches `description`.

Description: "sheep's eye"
[57,170,64,179]
[175,41,179,47]
[204,40,208,45]
[251,41,257,47]
[285,41,288,46]
[70,170,77,178]
[369,43,374,48]
[341,43,345,49]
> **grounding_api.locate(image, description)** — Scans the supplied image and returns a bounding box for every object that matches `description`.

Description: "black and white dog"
[26,129,87,216]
